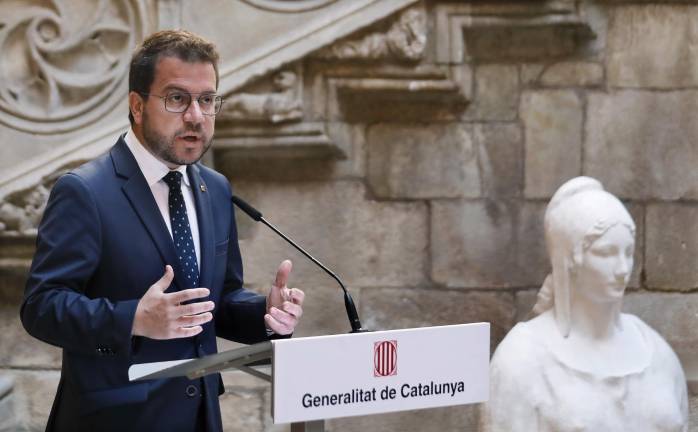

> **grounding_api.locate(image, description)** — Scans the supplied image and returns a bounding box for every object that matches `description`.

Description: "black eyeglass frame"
[140,91,224,115]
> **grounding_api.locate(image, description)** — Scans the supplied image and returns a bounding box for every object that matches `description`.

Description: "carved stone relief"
[0,166,73,235]
[240,0,339,13]
[314,7,426,62]
[218,70,303,124]
[0,0,147,134]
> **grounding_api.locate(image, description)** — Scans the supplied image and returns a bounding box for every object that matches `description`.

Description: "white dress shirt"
[124,129,201,269]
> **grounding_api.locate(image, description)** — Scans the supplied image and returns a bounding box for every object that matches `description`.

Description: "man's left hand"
[266,260,304,335]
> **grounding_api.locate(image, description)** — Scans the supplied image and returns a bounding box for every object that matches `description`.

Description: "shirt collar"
[124,128,190,187]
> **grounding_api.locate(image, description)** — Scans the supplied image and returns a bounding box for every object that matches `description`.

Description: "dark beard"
[141,111,212,166]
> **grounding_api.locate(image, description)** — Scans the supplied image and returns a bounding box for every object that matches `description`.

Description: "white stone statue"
[484,177,689,432]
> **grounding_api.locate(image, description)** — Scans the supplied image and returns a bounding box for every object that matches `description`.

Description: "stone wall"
[0,0,696,431]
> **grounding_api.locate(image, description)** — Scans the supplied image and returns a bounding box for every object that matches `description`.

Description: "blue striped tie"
[163,171,199,288]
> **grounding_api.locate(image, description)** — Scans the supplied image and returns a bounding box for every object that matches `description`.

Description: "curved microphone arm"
[231,195,366,333]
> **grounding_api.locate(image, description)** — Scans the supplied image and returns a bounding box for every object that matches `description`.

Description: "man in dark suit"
[20,30,304,431]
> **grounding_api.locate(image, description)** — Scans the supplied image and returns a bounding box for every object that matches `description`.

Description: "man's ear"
[128,91,145,125]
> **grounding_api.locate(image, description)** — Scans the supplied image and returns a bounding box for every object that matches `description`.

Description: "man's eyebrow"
[161,85,217,94]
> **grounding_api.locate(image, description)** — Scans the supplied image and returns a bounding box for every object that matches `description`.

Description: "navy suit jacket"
[21,137,270,431]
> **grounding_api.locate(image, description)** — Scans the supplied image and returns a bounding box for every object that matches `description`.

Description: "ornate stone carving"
[218,71,303,124]
[314,7,426,61]
[0,0,147,134]
[0,167,71,235]
[240,0,339,13]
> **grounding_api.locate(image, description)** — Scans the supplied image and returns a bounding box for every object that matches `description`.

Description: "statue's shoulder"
[491,313,554,380]
[622,313,685,376]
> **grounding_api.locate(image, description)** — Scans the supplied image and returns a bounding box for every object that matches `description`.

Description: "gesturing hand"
[132,265,215,339]
[265,260,305,335]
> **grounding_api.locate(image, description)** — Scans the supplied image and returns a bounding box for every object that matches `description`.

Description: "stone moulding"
[214,122,344,160]
[0,0,148,134]
[313,7,426,62]
[240,0,340,13]
[435,0,596,64]
[322,64,471,121]
[217,0,420,92]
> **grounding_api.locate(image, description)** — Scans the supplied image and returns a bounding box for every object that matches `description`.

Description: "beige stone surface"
[3,370,59,432]
[366,124,479,199]
[520,64,546,86]
[463,64,519,121]
[327,404,481,432]
[219,386,265,431]
[0,264,28,305]
[691,395,697,432]
[0,306,61,370]
[608,5,698,88]
[626,203,645,290]
[233,181,428,289]
[216,122,366,183]
[645,204,698,291]
[522,90,583,198]
[464,27,580,62]
[540,61,604,87]
[514,289,538,323]
[361,287,515,352]
[473,123,523,198]
[431,200,548,288]
[623,292,698,385]
[585,90,698,200]
[0,374,15,432]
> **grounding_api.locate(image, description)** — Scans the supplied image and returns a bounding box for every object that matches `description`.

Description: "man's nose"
[183,99,204,123]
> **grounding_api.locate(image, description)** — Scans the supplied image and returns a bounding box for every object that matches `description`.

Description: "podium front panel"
[272,323,490,424]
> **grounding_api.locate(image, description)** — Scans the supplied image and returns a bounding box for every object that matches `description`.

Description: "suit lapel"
[111,137,191,291]
[188,164,215,290]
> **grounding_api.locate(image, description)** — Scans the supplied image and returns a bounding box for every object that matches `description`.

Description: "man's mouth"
[179,134,201,143]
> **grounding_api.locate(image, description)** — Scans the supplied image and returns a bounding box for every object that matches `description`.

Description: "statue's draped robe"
[485,313,688,432]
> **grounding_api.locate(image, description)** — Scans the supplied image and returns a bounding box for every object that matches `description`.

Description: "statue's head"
[535,177,635,336]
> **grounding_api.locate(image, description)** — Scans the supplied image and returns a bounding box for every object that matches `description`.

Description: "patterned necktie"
[163,171,199,288]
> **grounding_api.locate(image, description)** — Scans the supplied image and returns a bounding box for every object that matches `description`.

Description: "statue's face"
[575,224,634,303]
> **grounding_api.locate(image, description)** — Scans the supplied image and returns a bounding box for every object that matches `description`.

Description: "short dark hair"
[128,30,220,125]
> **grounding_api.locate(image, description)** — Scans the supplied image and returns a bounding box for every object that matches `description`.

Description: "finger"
[169,287,210,305]
[264,314,292,336]
[279,301,303,319]
[288,288,305,305]
[273,260,293,289]
[154,265,175,292]
[172,325,203,338]
[177,312,213,327]
[178,301,215,317]
[269,306,298,330]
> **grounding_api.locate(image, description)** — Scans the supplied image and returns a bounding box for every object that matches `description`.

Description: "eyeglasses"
[141,91,224,115]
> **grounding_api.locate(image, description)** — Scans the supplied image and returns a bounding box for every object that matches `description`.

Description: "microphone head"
[231,195,263,221]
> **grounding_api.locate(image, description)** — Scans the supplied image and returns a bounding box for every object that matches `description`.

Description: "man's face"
[132,56,217,168]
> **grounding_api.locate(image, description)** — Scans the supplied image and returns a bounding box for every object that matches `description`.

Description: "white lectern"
[130,323,490,431]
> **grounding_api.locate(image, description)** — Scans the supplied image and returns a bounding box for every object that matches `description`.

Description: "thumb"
[273,260,292,290]
[154,265,175,292]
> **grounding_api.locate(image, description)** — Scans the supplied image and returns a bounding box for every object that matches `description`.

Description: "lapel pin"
[200,184,207,192]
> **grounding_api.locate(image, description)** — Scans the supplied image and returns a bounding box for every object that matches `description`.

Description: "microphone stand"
[232,196,366,333]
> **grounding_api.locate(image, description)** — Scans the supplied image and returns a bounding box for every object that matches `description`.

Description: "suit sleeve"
[214,183,270,344]
[20,173,139,357]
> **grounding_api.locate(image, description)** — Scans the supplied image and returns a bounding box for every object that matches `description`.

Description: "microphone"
[231,195,366,333]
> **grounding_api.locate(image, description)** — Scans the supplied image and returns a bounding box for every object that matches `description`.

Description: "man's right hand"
[132,265,214,339]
